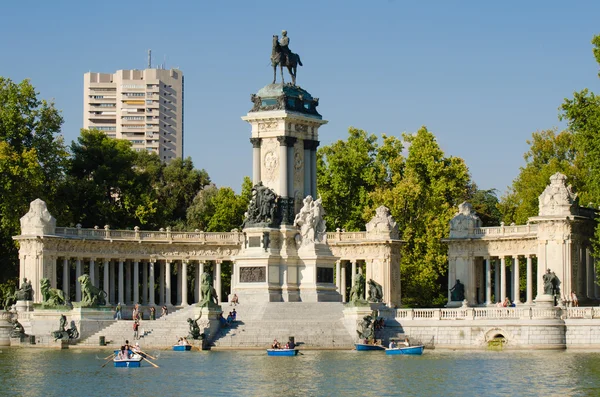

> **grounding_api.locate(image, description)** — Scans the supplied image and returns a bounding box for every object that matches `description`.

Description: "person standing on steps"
[150,306,156,320]
[115,303,122,320]
[161,305,168,319]
[133,319,139,340]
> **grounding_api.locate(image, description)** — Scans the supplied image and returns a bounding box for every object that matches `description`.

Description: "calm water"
[1,348,600,396]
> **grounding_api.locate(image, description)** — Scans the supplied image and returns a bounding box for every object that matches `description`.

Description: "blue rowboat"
[173,344,192,351]
[355,343,385,351]
[385,345,425,355]
[113,354,143,367]
[267,349,299,356]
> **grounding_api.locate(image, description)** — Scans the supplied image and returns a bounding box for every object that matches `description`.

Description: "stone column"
[278,136,289,197]
[587,248,595,299]
[75,258,82,302]
[89,258,96,287]
[63,257,70,299]
[336,260,341,292]
[513,255,521,304]
[195,262,201,303]
[159,262,165,306]
[485,256,491,305]
[149,261,155,306]
[303,140,312,197]
[133,260,139,304]
[181,260,189,306]
[110,260,116,305]
[165,260,172,306]
[494,259,500,303]
[526,255,533,304]
[176,262,182,305]
[103,259,109,304]
[351,260,357,287]
[118,259,124,305]
[250,138,262,184]
[311,141,319,197]
[142,260,148,305]
[215,260,222,304]
[341,265,347,303]
[125,260,131,304]
[500,256,506,303]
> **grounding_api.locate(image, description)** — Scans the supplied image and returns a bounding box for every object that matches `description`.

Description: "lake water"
[1,348,599,396]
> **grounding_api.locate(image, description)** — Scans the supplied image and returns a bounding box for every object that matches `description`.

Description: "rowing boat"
[267,349,299,356]
[385,345,425,355]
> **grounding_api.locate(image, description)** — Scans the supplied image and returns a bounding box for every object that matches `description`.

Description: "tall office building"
[83,68,184,161]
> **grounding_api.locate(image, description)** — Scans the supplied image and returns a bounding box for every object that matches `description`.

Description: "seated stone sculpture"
[367,279,383,303]
[187,317,205,340]
[349,273,367,305]
[15,278,33,301]
[450,280,465,301]
[357,314,375,341]
[9,316,25,339]
[198,272,219,308]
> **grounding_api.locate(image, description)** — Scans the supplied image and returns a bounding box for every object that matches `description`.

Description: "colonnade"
[54,257,233,306]
[479,255,536,305]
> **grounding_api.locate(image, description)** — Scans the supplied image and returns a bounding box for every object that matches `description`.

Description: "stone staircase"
[212,302,355,349]
[78,306,196,348]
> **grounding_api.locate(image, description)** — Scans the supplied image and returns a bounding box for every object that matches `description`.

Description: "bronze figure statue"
[367,279,384,303]
[271,30,303,86]
[198,272,219,308]
[450,279,465,301]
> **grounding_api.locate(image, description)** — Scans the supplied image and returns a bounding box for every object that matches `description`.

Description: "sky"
[1,0,600,196]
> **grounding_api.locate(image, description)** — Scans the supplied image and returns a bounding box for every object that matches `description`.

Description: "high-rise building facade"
[83,68,184,161]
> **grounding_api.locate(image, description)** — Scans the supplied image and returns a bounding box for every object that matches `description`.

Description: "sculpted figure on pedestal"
[366,206,399,239]
[187,317,205,340]
[271,30,303,86]
[450,279,465,301]
[40,278,68,308]
[243,182,280,227]
[543,269,561,296]
[356,314,375,341]
[349,273,367,305]
[367,279,384,303]
[198,272,219,308]
[78,274,107,307]
[293,195,327,247]
[15,278,33,301]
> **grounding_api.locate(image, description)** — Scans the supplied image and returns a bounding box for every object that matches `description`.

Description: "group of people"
[113,303,167,321]
[176,337,190,346]
[116,340,141,360]
[219,309,237,326]
[388,337,410,349]
[271,338,295,350]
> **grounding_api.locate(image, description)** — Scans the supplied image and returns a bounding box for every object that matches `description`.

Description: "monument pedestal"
[192,305,223,347]
[535,294,556,308]
[15,300,33,312]
[342,304,380,342]
[297,243,341,302]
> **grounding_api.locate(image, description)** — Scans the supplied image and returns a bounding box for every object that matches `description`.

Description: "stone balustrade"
[469,224,537,238]
[326,231,368,242]
[391,306,600,321]
[54,226,243,244]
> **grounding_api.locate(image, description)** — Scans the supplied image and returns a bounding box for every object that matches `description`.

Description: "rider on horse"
[279,30,291,65]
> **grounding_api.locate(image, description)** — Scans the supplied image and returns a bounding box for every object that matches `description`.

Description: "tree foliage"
[0,78,67,282]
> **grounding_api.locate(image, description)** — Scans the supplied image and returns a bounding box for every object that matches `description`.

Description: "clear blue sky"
[2,1,599,196]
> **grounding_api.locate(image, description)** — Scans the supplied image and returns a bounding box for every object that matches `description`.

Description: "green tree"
[0,77,67,282]
[370,127,471,307]
[317,128,384,231]
[499,129,584,224]
[467,187,502,226]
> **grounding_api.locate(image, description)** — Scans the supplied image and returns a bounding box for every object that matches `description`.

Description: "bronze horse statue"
[271,35,302,86]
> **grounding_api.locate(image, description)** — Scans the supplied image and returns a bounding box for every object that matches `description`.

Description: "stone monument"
[233,31,340,303]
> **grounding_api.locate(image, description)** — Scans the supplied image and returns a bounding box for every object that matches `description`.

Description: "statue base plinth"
[342,305,381,342]
[191,306,223,348]
[534,294,556,308]
[15,300,33,312]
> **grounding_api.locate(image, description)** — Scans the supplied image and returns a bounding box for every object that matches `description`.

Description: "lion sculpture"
[40,278,67,307]
[198,272,218,308]
[78,274,107,307]
[349,273,366,304]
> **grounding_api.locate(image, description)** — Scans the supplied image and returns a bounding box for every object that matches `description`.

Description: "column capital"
[250,137,262,148]
[304,139,320,150]
[277,136,297,147]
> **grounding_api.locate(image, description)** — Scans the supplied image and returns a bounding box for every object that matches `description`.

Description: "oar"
[101,356,114,368]
[141,356,159,368]
[137,349,157,360]
[103,353,115,360]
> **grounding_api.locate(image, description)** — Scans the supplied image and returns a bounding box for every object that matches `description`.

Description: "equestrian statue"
[271,30,303,86]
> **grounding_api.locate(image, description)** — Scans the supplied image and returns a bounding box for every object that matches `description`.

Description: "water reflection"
[1,348,599,396]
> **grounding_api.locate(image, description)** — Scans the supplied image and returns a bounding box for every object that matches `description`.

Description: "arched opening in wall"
[488,333,506,350]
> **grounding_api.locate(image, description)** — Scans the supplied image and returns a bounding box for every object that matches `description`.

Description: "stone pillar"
[195,262,201,303]
[484,256,491,305]
[250,138,261,184]
[215,260,222,304]
[159,261,165,306]
[336,260,341,293]
[494,259,500,303]
[165,260,172,306]
[133,260,139,304]
[181,260,189,306]
[311,141,319,198]
[103,259,109,304]
[341,265,347,303]
[89,258,95,287]
[500,256,506,303]
[142,260,148,305]
[513,255,521,304]
[62,258,70,299]
[125,260,131,305]
[587,248,594,299]
[75,258,82,302]
[595,256,600,299]
[149,261,155,306]
[304,140,312,197]
[351,260,357,288]
[278,136,289,197]
[526,255,533,304]
[176,262,182,305]
[118,259,124,305]
[110,260,116,305]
